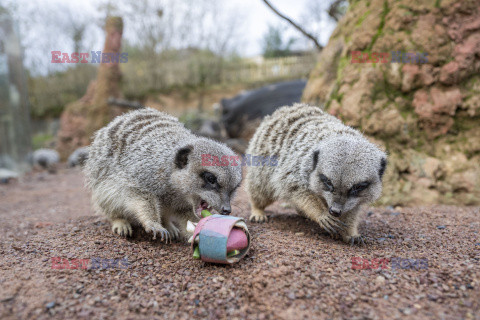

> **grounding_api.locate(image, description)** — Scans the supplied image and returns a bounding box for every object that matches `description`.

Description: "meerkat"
[246,104,387,245]
[68,146,90,168]
[32,148,60,173]
[84,108,242,242]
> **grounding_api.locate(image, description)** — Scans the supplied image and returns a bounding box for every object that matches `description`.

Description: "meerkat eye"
[319,174,334,192]
[201,171,217,185]
[348,181,370,197]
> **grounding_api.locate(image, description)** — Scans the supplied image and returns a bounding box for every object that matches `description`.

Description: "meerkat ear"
[175,145,193,169]
[379,158,387,179]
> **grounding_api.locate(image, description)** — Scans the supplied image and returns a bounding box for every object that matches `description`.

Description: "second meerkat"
[84,108,242,242]
[246,104,387,244]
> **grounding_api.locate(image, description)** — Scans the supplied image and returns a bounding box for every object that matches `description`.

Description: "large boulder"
[303,0,480,206]
[221,79,307,140]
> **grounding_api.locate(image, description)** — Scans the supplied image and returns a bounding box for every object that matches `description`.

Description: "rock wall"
[303,0,480,205]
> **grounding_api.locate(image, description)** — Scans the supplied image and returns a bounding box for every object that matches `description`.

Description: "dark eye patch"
[200,171,219,190]
[229,181,242,197]
[348,181,370,197]
[319,174,334,192]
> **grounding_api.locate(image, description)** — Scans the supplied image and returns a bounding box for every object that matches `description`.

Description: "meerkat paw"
[249,209,268,223]
[111,219,133,237]
[343,234,365,246]
[316,216,347,237]
[144,221,171,243]
[166,222,180,241]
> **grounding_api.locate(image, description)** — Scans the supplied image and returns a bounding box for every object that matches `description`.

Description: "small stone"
[287,292,296,300]
[295,232,305,236]
[437,225,446,230]
[427,294,438,301]
[402,308,412,315]
[367,211,374,217]
[46,302,56,309]
[375,276,386,286]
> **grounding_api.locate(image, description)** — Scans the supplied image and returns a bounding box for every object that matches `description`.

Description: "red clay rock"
[303,0,480,205]
[402,64,421,92]
[439,61,459,85]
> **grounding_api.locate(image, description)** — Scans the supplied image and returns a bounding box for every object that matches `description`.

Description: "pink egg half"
[226,227,248,251]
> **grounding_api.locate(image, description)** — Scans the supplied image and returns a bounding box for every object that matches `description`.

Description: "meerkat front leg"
[289,191,347,237]
[126,195,171,243]
[111,219,133,237]
[162,213,180,241]
[248,194,273,223]
[340,209,364,246]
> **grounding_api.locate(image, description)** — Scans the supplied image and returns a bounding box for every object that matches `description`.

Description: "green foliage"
[262,25,296,58]
[32,133,54,150]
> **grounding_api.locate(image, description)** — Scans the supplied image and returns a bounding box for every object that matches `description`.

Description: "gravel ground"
[0,168,479,320]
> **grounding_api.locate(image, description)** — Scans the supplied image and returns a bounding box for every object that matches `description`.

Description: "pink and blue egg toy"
[187,210,251,264]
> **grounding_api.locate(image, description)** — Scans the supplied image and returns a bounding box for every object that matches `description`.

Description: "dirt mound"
[303,0,480,206]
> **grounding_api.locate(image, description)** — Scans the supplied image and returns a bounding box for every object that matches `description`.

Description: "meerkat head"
[305,135,387,217]
[170,137,242,217]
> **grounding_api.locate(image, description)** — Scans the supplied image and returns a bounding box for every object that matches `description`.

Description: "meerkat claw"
[145,222,170,242]
[349,235,365,246]
[249,214,268,223]
[167,223,180,241]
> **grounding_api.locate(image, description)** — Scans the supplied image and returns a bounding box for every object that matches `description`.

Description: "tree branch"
[262,0,323,51]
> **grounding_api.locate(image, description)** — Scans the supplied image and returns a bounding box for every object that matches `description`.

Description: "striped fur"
[84,108,242,242]
[246,103,387,244]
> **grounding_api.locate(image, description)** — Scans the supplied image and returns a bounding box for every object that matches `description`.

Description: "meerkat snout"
[329,206,342,217]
